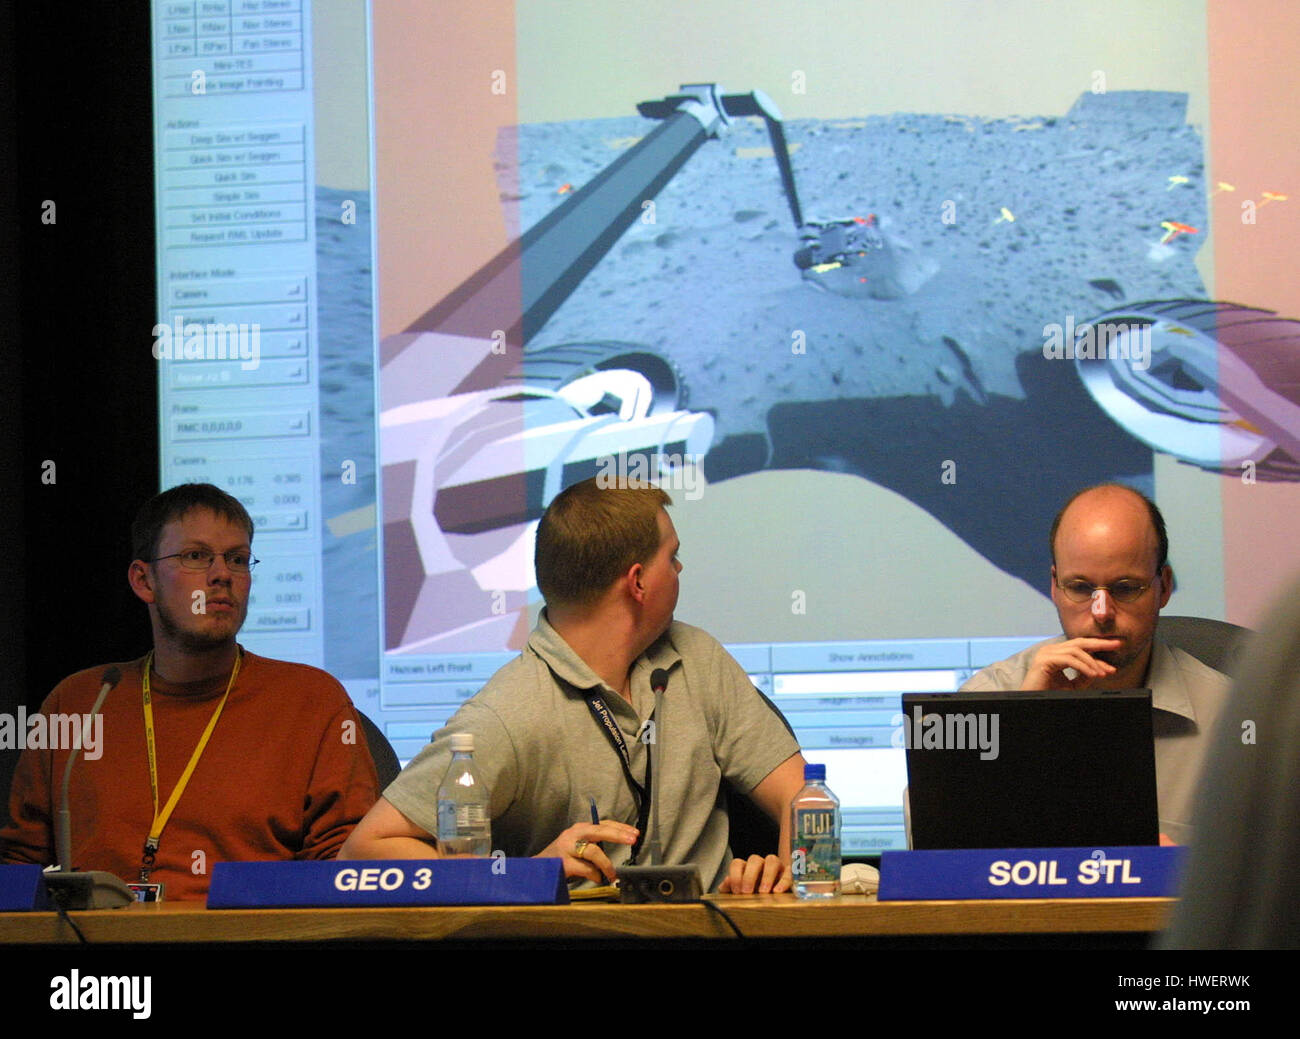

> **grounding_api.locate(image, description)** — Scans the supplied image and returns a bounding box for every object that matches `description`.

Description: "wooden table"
[0,893,1173,945]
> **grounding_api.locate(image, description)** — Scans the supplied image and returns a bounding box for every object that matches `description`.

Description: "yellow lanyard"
[139,649,241,881]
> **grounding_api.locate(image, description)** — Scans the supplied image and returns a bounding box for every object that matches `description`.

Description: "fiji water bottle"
[791,762,840,899]
[436,733,491,855]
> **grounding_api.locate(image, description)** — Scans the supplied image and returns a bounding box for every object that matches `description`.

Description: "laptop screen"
[904,689,1159,849]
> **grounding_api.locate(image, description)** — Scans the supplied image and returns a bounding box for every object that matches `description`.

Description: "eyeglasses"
[150,549,259,572]
[1056,576,1155,604]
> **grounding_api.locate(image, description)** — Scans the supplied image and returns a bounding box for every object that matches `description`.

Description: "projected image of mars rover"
[794,214,938,300]
[381,335,711,652]
[1071,299,1300,480]
[380,84,802,651]
[379,81,1300,653]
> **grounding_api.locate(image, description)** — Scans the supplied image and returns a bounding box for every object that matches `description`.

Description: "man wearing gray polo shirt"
[961,484,1229,844]
[341,478,806,893]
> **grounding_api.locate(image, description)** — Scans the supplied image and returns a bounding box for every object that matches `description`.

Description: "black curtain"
[4,1,159,816]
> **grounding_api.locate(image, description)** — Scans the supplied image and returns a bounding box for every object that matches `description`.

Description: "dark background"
[2,2,158,812]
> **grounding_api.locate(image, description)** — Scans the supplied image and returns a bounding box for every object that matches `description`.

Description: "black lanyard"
[581,691,653,864]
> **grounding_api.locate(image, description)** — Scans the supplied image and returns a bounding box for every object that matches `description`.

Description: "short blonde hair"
[535,478,672,608]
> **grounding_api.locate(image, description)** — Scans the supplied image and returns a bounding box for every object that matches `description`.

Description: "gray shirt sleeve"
[960,662,1017,691]
[382,698,520,839]
[960,640,1056,691]
[696,633,800,793]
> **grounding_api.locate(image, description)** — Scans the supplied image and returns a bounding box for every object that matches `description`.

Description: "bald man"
[961,484,1230,844]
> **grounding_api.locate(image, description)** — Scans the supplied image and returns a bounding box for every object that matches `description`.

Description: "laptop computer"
[903,689,1159,849]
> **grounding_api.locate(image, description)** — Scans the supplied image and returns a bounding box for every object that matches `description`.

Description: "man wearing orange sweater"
[0,483,378,900]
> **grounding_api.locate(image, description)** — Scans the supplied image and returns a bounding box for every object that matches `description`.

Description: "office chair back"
[357,711,402,790]
[1157,614,1253,676]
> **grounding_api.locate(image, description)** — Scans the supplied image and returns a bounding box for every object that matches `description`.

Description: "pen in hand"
[587,795,603,851]
[586,794,616,886]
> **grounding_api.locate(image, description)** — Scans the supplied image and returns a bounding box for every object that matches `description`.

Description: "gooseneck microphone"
[642,668,670,864]
[639,670,670,863]
[46,666,134,909]
[56,666,121,872]
[618,666,701,901]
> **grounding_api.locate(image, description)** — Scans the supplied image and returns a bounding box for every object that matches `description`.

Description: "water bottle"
[791,762,840,899]
[436,733,491,855]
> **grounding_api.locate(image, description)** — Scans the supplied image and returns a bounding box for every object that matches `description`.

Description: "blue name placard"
[206,858,569,908]
[878,846,1186,900]
[0,865,51,911]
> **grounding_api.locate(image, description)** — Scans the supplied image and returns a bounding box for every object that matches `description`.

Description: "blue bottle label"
[794,808,840,882]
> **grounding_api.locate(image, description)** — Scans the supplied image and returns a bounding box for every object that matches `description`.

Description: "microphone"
[642,669,670,864]
[47,666,133,909]
[618,666,701,902]
[57,667,120,871]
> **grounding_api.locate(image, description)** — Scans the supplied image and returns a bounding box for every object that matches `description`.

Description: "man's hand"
[1021,637,1122,690]
[718,753,806,894]
[535,820,638,884]
[718,853,791,894]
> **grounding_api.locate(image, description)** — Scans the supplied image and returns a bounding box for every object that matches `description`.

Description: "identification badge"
[127,882,164,903]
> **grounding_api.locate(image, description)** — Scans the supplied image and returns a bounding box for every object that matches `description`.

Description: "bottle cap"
[804,763,826,781]
[450,733,475,753]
